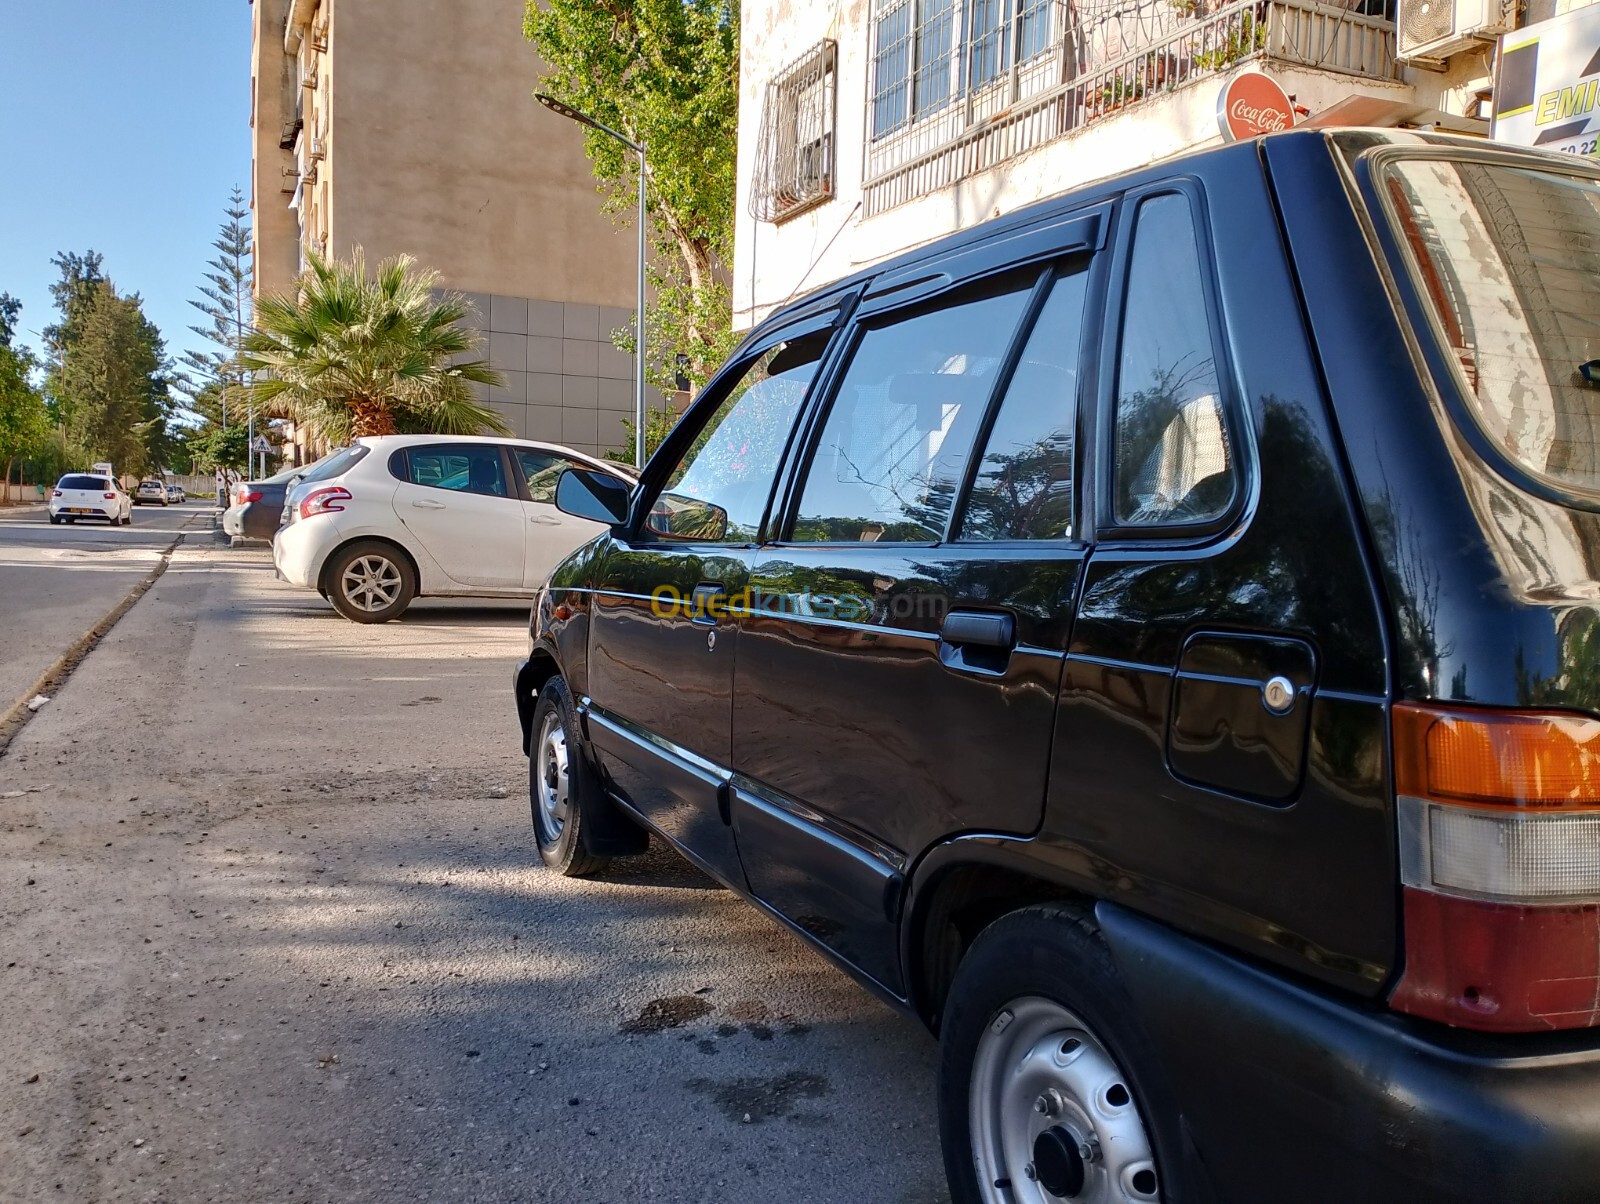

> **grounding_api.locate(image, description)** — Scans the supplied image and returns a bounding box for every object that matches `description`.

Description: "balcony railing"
[862,0,1399,216]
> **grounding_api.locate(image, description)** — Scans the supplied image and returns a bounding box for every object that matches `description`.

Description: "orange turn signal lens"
[1394,703,1600,808]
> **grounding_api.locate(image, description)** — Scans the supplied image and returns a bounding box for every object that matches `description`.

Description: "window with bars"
[750,40,838,223]
[871,0,1058,139]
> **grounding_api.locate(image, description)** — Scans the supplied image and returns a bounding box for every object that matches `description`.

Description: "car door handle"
[690,582,724,626]
[411,499,447,510]
[940,610,1015,650]
[529,514,560,526]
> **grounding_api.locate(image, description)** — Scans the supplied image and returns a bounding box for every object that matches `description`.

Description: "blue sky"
[0,1,252,385]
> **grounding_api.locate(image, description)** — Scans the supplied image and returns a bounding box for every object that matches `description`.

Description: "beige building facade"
[249,0,651,458]
[735,0,1598,330]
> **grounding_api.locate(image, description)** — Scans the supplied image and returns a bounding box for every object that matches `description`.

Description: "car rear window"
[59,475,110,491]
[1380,156,1600,498]
[296,445,369,484]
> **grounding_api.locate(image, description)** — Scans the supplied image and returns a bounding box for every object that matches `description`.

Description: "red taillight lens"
[52,490,62,497]
[239,490,263,504]
[103,493,116,500]
[299,486,351,520]
[1391,703,1600,1032]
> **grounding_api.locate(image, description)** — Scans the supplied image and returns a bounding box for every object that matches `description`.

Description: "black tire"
[528,678,611,877]
[122,513,132,526]
[48,514,61,525]
[324,540,416,624]
[939,903,1190,1204]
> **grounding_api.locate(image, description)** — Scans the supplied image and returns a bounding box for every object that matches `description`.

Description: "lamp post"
[534,92,647,470]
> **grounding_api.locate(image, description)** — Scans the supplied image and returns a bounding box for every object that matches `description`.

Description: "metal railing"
[862,0,1399,215]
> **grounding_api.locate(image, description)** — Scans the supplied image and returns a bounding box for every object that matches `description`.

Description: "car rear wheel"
[325,541,415,623]
[529,678,610,877]
[48,514,61,525]
[940,904,1185,1204]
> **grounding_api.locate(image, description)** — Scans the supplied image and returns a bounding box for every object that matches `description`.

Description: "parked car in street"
[222,460,326,543]
[515,129,1600,1203]
[49,474,132,525]
[273,435,634,623]
[134,479,168,506]
[166,482,185,504]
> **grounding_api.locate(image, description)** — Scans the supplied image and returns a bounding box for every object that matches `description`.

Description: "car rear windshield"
[1380,155,1600,499]
[59,475,110,491]
[296,445,368,484]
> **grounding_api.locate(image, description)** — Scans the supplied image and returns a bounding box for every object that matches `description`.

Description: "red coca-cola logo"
[1217,72,1295,141]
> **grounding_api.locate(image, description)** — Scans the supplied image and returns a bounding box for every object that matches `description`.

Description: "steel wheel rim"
[340,554,402,612]
[534,710,571,839]
[969,996,1160,1204]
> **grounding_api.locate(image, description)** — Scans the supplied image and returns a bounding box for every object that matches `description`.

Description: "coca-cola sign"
[1217,71,1296,141]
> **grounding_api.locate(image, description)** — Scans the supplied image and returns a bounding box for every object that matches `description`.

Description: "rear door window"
[1111,192,1236,528]
[1379,156,1600,499]
[957,267,1087,541]
[403,444,509,497]
[789,275,1034,543]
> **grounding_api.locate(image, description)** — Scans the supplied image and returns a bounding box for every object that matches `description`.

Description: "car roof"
[351,434,637,479]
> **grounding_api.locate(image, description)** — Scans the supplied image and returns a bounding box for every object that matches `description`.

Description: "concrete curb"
[0,532,186,759]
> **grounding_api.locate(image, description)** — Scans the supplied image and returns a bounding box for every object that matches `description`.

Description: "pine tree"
[56,282,174,476]
[177,188,253,430]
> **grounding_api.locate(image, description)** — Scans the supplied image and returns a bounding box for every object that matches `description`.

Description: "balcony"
[863,0,1400,215]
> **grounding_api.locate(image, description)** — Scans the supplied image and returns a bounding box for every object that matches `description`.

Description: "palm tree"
[242,249,507,441]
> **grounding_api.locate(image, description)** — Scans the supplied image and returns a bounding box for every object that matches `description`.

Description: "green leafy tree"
[55,282,175,476]
[242,249,506,441]
[523,0,740,394]
[177,188,253,427]
[0,294,50,493]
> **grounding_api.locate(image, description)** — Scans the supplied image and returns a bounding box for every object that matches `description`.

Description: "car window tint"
[405,444,509,498]
[60,475,109,491]
[645,331,830,543]
[958,268,1086,541]
[1112,193,1235,526]
[298,445,369,484]
[791,276,1032,543]
[515,449,572,504]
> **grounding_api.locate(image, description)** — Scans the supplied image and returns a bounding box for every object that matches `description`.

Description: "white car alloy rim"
[535,710,570,839]
[340,554,402,612]
[969,997,1160,1203]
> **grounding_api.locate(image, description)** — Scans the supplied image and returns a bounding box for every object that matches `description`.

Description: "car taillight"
[238,490,262,504]
[104,492,117,500]
[1390,703,1600,1032]
[52,490,62,497]
[300,486,351,520]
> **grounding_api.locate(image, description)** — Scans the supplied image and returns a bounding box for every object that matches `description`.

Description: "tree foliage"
[177,188,253,423]
[53,280,176,476]
[242,249,507,442]
[523,0,740,393]
[0,293,50,490]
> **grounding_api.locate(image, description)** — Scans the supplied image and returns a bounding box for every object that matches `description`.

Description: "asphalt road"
[0,539,948,1203]
[0,502,210,711]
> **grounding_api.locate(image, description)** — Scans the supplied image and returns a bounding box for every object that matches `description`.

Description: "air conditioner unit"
[309,137,326,162]
[1397,0,1508,63]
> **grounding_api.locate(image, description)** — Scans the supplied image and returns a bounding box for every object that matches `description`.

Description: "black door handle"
[690,582,724,625]
[941,610,1015,650]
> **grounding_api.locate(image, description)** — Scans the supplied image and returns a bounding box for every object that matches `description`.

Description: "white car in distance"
[49,474,133,525]
[273,435,636,623]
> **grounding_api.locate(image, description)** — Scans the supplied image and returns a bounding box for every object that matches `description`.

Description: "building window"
[751,41,838,222]
[872,0,1054,137]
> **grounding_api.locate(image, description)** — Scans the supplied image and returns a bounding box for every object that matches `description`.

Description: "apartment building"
[734,0,1588,328]
[249,0,652,459]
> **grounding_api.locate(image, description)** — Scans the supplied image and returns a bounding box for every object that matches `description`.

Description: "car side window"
[957,267,1087,541]
[1112,192,1235,527]
[644,330,830,543]
[404,444,509,498]
[790,275,1033,543]
[514,448,577,504]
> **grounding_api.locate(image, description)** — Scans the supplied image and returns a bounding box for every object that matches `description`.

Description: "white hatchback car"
[273,435,635,623]
[49,474,133,525]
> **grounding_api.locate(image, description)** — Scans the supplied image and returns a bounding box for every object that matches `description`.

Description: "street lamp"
[534,92,648,470]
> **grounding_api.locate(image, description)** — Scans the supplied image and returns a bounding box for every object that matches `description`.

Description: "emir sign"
[1216,71,1295,141]
[1493,5,1600,159]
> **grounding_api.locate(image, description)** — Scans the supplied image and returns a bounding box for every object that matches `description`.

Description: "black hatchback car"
[516,128,1600,1202]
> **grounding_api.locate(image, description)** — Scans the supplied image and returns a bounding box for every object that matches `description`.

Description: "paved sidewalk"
[0,542,948,1204]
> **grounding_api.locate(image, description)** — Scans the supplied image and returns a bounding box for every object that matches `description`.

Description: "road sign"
[249,435,273,454]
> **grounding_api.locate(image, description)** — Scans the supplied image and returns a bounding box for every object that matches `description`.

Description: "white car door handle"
[529,514,560,526]
[412,499,447,510]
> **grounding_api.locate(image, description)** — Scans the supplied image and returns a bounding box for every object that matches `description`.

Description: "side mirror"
[555,467,631,526]
[644,492,729,542]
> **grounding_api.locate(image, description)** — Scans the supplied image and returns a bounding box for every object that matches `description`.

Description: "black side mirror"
[555,467,631,526]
